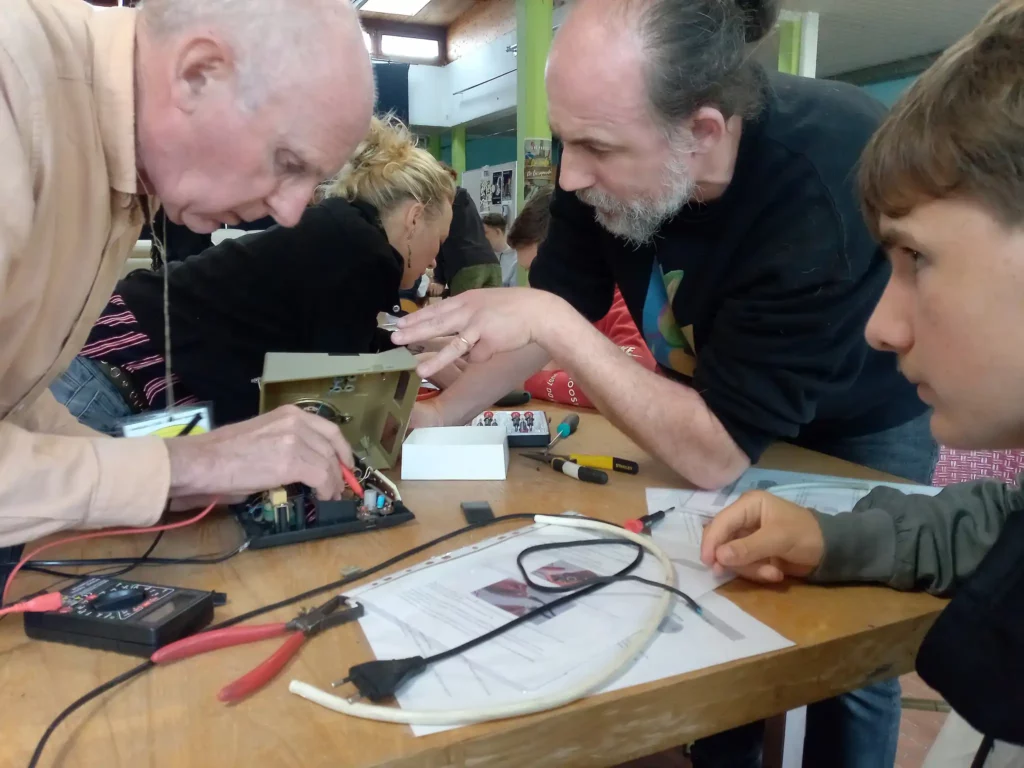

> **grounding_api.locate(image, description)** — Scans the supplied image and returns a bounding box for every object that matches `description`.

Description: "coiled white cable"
[289,514,676,726]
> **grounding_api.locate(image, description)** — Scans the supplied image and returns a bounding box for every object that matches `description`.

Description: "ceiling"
[782,0,995,78]
[87,0,996,81]
[358,0,482,26]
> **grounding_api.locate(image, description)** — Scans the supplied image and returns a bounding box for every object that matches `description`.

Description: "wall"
[861,75,917,106]
[438,135,517,169]
[447,0,515,61]
[409,2,572,129]
[447,0,570,61]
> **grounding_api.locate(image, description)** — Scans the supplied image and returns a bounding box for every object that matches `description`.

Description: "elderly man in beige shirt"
[0,0,375,547]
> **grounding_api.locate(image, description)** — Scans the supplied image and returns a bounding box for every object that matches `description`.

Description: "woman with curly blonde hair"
[51,116,454,431]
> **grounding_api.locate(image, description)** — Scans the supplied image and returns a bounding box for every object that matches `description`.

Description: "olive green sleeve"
[448,264,503,295]
[808,477,1024,596]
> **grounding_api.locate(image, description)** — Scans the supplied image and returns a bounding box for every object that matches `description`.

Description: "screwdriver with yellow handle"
[523,451,640,475]
[564,454,640,475]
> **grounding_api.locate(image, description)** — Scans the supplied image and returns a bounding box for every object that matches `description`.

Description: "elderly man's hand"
[165,405,355,503]
[391,288,565,378]
[699,491,825,583]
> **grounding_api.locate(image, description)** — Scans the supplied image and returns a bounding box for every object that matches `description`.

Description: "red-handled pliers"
[150,595,364,703]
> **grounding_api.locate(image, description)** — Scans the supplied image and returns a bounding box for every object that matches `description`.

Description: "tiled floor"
[614,674,948,768]
[897,673,948,768]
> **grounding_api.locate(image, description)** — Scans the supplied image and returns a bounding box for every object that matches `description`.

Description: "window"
[380,34,440,60]
[361,0,431,15]
[362,30,372,51]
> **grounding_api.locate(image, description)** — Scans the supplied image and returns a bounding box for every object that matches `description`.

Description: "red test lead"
[340,464,364,499]
[0,592,63,617]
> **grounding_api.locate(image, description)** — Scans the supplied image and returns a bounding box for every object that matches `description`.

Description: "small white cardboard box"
[401,426,509,481]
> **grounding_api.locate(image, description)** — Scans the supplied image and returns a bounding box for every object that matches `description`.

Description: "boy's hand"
[700,491,825,583]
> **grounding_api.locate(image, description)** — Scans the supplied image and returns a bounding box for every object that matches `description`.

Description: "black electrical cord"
[16,535,249,577]
[25,512,539,768]
[427,539,645,665]
[27,661,154,768]
[12,533,166,581]
[517,538,705,616]
[338,536,706,703]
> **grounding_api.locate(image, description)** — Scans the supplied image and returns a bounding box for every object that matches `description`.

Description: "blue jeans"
[50,356,133,436]
[691,410,937,768]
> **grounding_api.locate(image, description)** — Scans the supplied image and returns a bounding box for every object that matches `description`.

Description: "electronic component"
[470,409,551,447]
[23,576,215,657]
[234,458,415,550]
[460,501,495,525]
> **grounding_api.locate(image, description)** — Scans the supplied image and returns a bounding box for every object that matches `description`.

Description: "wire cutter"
[150,594,364,703]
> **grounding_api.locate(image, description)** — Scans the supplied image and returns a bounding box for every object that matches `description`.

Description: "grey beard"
[577,160,695,246]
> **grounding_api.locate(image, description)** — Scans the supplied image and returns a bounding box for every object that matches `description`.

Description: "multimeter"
[23,576,215,658]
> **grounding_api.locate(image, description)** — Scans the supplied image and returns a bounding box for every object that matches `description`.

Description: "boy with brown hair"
[701,2,1024,764]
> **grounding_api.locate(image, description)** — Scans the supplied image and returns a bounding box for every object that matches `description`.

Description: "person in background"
[511,188,657,407]
[431,165,502,296]
[481,212,519,287]
[52,117,454,433]
[392,0,934,765]
[703,4,1024,763]
[0,0,374,547]
[141,208,277,267]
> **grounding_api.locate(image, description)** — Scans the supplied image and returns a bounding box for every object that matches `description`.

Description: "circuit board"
[234,460,414,549]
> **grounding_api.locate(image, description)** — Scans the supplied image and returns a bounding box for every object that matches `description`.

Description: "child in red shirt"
[510,189,657,408]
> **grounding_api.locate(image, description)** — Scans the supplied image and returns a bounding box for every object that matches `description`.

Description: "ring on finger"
[457,335,475,349]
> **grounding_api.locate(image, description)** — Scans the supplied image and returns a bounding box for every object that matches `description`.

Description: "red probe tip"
[624,519,645,534]
[340,464,364,499]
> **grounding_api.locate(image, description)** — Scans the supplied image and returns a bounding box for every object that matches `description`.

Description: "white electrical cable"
[288,514,677,726]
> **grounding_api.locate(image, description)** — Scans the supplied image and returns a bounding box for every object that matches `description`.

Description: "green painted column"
[515,0,553,213]
[427,134,441,160]
[451,126,467,183]
[777,17,802,75]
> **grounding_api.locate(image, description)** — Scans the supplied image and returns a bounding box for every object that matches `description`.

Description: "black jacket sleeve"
[694,179,889,461]
[304,200,403,353]
[120,199,402,424]
[528,183,616,322]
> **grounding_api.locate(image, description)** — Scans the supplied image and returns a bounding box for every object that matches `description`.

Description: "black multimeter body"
[23,576,215,657]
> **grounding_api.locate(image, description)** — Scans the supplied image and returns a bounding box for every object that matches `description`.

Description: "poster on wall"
[462,162,518,222]
[524,138,554,200]
[491,172,502,205]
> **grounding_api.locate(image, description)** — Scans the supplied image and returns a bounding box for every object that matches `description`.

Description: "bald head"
[135,0,374,233]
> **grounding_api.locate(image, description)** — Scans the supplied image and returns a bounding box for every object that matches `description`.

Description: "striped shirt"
[80,295,198,409]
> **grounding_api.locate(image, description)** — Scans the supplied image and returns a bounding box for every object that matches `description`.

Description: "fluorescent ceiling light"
[360,0,431,15]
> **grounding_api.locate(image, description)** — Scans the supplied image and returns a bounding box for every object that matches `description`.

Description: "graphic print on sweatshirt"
[641,265,696,377]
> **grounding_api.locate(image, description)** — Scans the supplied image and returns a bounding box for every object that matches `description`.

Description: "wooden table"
[0,410,944,768]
